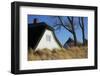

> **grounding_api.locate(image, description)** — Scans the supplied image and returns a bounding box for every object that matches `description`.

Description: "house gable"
[35,29,61,50]
[28,22,62,50]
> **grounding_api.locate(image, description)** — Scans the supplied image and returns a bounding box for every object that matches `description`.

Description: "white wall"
[36,29,60,50]
[0,0,100,76]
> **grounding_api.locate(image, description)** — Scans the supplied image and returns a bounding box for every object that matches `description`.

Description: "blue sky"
[28,15,88,45]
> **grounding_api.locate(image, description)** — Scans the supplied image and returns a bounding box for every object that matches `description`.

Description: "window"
[46,35,51,41]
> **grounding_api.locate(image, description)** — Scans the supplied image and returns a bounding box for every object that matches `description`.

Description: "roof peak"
[28,22,54,31]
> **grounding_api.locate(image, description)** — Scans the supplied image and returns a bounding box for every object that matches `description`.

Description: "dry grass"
[28,46,88,61]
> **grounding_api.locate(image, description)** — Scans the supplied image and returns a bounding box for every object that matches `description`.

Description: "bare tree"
[79,17,85,45]
[54,16,77,46]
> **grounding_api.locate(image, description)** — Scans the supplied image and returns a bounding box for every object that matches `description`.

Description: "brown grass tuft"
[28,46,88,61]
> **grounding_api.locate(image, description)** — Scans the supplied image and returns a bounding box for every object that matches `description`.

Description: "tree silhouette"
[79,17,85,45]
[54,16,77,46]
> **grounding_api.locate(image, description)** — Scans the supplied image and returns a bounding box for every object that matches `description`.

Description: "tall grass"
[28,46,88,61]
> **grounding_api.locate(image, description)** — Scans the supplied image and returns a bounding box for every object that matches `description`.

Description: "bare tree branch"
[78,17,85,45]
[53,16,78,46]
[67,17,73,25]
[57,16,73,33]
[81,17,84,29]
[79,17,84,29]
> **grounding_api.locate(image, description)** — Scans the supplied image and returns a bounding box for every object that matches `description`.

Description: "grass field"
[28,46,88,61]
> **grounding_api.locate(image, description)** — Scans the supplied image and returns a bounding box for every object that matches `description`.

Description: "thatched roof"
[28,22,62,49]
[63,38,74,48]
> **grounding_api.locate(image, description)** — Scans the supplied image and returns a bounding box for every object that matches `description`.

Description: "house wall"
[36,29,61,50]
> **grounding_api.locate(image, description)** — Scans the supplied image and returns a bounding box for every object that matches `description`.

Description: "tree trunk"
[81,17,85,46]
[82,28,85,45]
[67,17,77,46]
[72,31,77,46]
[57,16,78,46]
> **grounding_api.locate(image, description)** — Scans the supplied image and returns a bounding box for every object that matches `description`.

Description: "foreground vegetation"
[28,46,88,61]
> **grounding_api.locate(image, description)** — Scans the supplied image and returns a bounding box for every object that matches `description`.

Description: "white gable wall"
[35,29,61,51]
